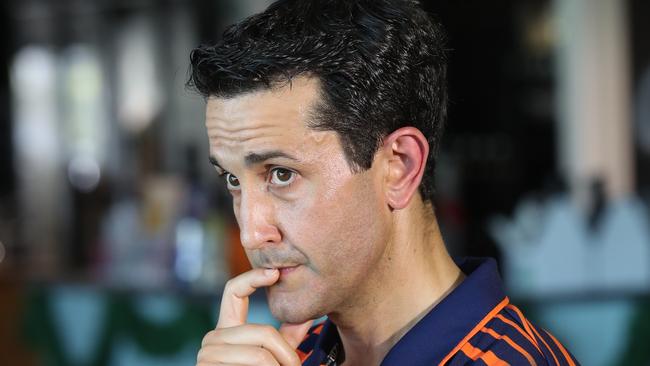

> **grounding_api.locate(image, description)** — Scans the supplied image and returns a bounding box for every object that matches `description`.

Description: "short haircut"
[188,0,448,204]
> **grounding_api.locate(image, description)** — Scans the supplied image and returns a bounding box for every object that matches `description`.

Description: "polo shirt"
[297,257,579,365]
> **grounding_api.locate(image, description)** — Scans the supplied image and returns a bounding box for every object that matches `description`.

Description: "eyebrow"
[209,150,299,172]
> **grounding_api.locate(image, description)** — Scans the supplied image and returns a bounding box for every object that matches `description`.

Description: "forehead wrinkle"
[206,96,312,135]
[205,77,327,167]
[206,123,284,145]
[205,111,279,134]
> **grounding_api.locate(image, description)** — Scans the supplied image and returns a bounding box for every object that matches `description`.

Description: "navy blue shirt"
[297,257,580,366]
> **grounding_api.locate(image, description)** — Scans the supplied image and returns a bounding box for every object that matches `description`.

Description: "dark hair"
[188,0,448,204]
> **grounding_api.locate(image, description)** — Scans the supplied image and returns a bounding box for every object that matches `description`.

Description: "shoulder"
[445,303,580,366]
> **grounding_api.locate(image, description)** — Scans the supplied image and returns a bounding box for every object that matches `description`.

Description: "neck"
[330,202,465,366]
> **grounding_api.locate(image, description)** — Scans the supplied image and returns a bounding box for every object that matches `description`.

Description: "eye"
[270,168,296,186]
[225,173,241,190]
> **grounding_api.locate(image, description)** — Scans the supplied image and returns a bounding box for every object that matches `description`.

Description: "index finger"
[216,268,280,329]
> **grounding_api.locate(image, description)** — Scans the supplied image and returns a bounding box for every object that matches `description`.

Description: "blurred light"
[11,46,59,162]
[61,44,108,164]
[10,45,66,265]
[174,217,204,283]
[67,155,101,192]
[11,46,56,96]
[116,17,162,134]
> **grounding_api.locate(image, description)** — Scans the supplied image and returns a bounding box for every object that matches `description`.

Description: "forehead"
[205,77,337,167]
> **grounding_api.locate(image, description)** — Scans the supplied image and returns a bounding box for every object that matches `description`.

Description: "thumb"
[279,319,315,349]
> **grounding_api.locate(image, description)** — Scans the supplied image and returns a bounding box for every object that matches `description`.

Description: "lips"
[264,264,301,278]
[278,265,300,276]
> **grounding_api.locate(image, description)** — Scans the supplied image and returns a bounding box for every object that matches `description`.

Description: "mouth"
[264,264,302,278]
[277,265,300,276]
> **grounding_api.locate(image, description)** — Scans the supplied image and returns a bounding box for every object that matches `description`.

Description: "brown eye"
[270,168,295,186]
[226,173,240,190]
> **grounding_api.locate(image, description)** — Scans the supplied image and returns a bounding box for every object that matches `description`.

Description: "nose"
[236,188,282,250]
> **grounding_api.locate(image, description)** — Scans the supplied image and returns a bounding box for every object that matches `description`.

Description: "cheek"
[278,172,388,275]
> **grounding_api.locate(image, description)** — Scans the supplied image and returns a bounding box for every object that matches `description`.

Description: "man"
[189,0,579,365]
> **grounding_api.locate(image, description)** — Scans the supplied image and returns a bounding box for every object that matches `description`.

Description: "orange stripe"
[438,297,510,366]
[528,321,560,366]
[297,324,323,363]
[297,349,313,362]
[545,329,576,366]
[461,342,510,366]
[495,314,542,354]
[506,304,540,350]
[481,327,537,366]
[312,323,325,335]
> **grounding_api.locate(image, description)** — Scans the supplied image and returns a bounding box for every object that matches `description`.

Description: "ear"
[381,127,429,210]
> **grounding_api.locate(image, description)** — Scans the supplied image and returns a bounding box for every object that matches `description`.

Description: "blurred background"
[0,0,648,365]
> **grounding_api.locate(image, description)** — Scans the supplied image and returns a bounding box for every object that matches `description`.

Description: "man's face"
[205,77,392,323]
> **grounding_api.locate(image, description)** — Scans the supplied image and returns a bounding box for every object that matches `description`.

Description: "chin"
[267,292,324,323]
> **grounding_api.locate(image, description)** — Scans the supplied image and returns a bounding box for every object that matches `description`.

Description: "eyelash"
[218,167,297,190]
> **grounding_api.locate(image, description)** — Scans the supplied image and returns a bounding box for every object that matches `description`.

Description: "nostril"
[238,225,282,250]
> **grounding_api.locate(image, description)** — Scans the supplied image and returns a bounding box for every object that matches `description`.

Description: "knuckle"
[196,347,209,362]
[196,346,215,362]
[196,344,223,363]
[289,350,301,364]
[196,348,205,362]
[224,278,236,291]
[201,329,220,346]
[252,348,276,365]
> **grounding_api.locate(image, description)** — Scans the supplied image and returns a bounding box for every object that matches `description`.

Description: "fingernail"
[264,268,278,277]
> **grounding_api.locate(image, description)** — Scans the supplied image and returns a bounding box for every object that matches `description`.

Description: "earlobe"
[382,127,429,210]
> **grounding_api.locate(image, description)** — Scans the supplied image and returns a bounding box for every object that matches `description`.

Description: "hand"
[196,268,314,366]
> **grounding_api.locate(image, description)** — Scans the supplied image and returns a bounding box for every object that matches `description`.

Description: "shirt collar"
[303,319,343,366]
[303,257,508,366]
